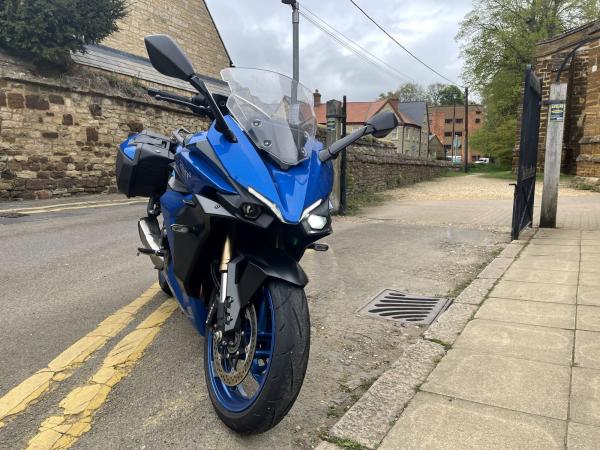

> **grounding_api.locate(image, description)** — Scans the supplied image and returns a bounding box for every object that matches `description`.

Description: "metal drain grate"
[358,289,452,326]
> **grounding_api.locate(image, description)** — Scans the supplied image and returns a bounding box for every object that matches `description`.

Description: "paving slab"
[567,422,600,450]
[502,267,579,285]
[581,253,600,264]
[582,245,600,254]
[537,229,581,239]
[379,392,565,450]
[580,261,600,274]
[575,330,600,370]
[577,305,600,332]
[582,231,600,239]
[328,340,446,449]
[423,303,478,345]
[454,319,573,365]
[490,280,577,304]
[520,245,580,258]
[577,286,600,307]
[529,239,580,246]
[510,256,580,273]
[421,349,571,419]
[579,272,600,287]
[455,278,496,305]
[498,242,524,258]
[476,297,575,329]
[477,257,514,280]
[570,367,600,427]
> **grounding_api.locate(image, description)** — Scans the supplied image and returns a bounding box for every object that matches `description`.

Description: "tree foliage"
[457,0,600,162]
[379,82,465,105]
[0,0,127,67]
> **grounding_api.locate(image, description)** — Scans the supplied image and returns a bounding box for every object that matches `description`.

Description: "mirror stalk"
[319,125,372,162]
[189,76,237,143]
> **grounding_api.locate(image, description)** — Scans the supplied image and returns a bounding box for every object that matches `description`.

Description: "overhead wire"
[299,4,417,84]
[347,0,463,87]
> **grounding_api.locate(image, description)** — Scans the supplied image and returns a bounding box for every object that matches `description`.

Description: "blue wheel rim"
[207,287,274,413]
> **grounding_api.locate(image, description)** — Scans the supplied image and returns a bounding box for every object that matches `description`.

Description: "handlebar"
[147,88,191,104]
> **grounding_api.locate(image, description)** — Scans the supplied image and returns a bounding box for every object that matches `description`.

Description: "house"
[313,92,426,157]
[517,19,600,177]
[428,134,445,160]
[430,104,485,162]
[394,101,431,158]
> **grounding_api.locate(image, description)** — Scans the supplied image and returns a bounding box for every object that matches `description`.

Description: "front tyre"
[204,280,310,434]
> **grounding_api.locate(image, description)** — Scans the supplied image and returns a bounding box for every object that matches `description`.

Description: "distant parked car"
[446,155,462,164]
[474,157,490,165]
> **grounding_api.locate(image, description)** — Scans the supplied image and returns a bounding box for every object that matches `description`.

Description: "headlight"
[307,214,327,230]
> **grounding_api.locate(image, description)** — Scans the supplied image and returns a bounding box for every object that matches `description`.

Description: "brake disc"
[212,305,257,386]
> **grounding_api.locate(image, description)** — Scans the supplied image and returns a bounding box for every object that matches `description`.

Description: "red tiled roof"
[314,99,418,127]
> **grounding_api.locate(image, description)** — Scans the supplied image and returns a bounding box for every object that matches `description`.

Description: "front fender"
[222,245,308,333]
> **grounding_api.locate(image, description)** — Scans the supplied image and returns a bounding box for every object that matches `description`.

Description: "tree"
[437,85,465,105]
[379,82,466,105]
[379,82,426,102]
[0,0,127,67]
[457,0,599,163]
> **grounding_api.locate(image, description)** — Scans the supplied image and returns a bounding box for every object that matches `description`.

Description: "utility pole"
[451,100,456,164]
[540,82,568,227]
[464,87,469,173]
[282,0,299,101]
[340,96,348,214]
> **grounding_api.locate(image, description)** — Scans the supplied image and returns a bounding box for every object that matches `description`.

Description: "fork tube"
[219,235,232,304]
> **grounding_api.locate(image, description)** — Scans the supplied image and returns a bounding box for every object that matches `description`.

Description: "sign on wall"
[549,103,565,122]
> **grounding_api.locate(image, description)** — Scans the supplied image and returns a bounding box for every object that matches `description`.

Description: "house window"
[475,118,481,124]
[476,110,482,115]
[444,131,452,137]
[444,118,452,124]
[444,144,451,150]
[455,131,463,136]
[455,118,463,124]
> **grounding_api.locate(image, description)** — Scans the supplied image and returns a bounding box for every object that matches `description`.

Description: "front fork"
[212,234,233,342]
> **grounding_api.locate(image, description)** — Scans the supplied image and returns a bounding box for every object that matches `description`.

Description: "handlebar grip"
[147,88,191,103]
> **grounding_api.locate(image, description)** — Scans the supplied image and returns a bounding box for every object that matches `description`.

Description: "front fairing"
[190,115,333,224]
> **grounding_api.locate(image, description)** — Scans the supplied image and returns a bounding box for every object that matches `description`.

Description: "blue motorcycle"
[115,35,397,433]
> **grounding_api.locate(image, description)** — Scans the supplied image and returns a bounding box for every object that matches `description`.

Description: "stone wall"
[345,137,450,197]
[0,53,210,201]
[101,0,231,79]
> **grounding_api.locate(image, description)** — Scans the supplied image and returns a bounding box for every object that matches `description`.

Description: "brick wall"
[101,0,231,79]
[516,21,600,177]
[345,137,450,197]
[0,53,209,201]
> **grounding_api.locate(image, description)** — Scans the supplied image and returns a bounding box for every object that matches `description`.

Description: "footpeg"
[307,242,329,252]
[137,247,164,257]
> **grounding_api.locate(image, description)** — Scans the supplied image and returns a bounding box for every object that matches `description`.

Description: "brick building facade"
[522,20,600,177]
[0,0,231,201]
[430,104,485,162]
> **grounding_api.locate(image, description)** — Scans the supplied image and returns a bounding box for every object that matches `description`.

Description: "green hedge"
[0,0,126,67]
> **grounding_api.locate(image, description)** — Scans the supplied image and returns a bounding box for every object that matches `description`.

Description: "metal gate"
[512,67,542,240]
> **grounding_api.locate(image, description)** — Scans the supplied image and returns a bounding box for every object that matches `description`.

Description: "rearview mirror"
[319,110,400,162]
[144,35,195,81]
[365,111,399,138]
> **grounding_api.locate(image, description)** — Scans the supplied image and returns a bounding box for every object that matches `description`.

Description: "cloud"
[205,0,472,101]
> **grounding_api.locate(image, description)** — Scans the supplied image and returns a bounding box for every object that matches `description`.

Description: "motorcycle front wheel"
[204,279,310,434]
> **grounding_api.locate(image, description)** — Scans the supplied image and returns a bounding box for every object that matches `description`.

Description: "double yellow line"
[0,284,178,449]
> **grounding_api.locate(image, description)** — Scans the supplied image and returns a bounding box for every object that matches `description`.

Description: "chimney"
[313,89,321,106]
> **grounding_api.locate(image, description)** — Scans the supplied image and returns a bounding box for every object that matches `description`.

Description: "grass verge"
[345,191,390,215]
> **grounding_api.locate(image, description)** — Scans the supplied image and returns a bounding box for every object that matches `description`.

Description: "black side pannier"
[116,130,174,198]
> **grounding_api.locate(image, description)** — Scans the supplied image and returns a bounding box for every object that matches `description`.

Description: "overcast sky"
[205,0,474,102]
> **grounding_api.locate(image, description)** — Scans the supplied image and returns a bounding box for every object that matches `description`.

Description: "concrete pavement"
[0,178,509,449]
[379,228,600,449]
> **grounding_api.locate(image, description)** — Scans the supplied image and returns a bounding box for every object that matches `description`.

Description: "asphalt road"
[0,182,512,449]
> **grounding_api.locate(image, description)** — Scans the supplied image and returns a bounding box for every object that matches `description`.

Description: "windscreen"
[221,68,317,168]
